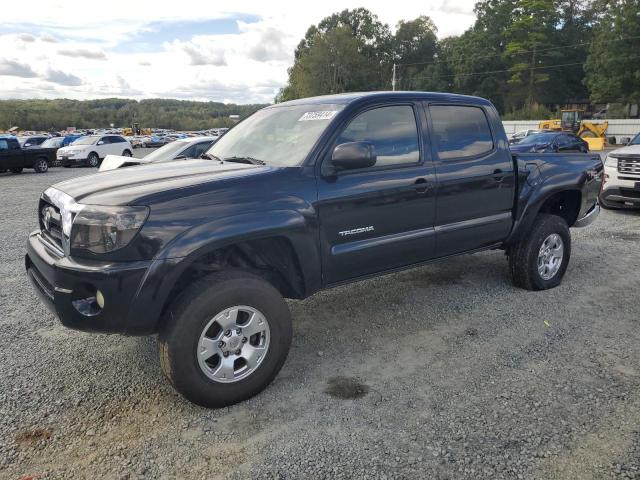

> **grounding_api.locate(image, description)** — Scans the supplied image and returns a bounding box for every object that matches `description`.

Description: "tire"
[86,152,99,168]
[122,150,132,157]
[158,270,293,408]
[508,214,571,291]
[10,167,23,174]
[33,158,49,173]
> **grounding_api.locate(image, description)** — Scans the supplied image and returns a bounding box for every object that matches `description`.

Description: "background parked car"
[57,135,133,167]
[509,129,554,144]
[599,132,640,210]
[99,136,219,171]
[0,135,55,174]
[509,132,589,153]
[17,135,49,149]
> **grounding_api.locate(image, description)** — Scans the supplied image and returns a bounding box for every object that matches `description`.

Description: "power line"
[404,54,640,83]
[396,34,640,69]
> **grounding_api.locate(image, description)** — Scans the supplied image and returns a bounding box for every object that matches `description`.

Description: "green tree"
[585,0,640,104]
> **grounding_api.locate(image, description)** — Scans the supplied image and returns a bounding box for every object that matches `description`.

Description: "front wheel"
[508,214,571,291]
[158,270,293,408]
[34,158,49,173]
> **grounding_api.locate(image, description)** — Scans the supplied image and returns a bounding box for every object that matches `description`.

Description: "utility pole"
[392,63,397,91]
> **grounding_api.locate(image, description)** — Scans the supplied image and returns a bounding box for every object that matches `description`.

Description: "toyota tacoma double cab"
[25,92,603,407]
[0,135,56,174]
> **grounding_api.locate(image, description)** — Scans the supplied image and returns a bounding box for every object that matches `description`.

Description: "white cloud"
[0,59,38,78]
[0,0,478,104]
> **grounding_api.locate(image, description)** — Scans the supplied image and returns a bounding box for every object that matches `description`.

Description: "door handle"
[413,178,433,194]
[493,169,505,182]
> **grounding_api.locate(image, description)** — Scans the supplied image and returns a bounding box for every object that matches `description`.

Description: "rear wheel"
[86,152,99,168]
[158,270,292,408]
[10,167,23,174]
[122,150,132,157]
[34,158,49,173]
[509,214,571,291]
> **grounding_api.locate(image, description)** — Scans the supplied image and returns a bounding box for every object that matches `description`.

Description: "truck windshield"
[630,133,640,145]
[206,104,344,166]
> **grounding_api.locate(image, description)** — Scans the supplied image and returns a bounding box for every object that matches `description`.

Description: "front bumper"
[599,186,640,209]
[57,156,87,167]
[573,203,600,228]
[26,231,155,334]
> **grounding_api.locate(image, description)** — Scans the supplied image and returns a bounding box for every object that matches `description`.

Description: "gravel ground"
[1,165,640,480]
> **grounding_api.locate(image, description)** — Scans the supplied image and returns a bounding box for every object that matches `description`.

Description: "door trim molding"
[435,212,512,234]
[331,226,436,256]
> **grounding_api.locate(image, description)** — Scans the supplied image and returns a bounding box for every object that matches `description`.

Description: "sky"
[0,0,477,104]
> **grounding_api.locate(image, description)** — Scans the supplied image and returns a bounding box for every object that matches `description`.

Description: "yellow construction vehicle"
[538,110,609,150]
[122,123,152,136]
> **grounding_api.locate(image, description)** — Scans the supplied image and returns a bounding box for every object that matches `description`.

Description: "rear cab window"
[429,105,494,160]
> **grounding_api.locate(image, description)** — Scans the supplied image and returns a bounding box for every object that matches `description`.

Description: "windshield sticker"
[298,111,338,121]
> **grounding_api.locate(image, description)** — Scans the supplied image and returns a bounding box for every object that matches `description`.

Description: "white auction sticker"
[298,111,338,121]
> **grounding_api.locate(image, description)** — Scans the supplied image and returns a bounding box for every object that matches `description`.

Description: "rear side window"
[112,136,126,143]
[0,139,8,150]
[337,105,420,168]
[430,105,494,160]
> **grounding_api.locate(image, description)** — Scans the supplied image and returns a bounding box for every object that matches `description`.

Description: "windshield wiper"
[222,156,266,165]
[200,153,222,161]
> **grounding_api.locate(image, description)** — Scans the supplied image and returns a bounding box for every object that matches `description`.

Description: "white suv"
[57,135,133,168]
[600,132,640,210]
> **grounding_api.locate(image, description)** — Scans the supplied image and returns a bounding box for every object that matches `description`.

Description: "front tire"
[158,270,293,408]
[34,158,49,173]
[86,152,99,168]
[509,214,571,291]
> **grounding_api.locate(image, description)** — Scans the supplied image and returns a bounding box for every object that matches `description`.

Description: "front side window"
[207,104,344,167]
[430,105,494,160]
[336,105,420,168]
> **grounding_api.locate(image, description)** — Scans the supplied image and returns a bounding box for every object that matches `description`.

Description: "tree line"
[0,98,266,132]
[277,1,640,119]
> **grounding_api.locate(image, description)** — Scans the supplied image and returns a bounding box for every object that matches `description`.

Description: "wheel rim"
[89,155,98,167]
[197,305,271,384]
[537,233,564,280]
[124,151,131,157]
[38,160,48,171]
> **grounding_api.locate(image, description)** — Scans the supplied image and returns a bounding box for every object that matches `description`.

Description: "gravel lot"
[1,164,640,480]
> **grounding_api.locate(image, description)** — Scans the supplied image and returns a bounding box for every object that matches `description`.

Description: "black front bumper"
[26,231,157,334]
[599,186,640,209]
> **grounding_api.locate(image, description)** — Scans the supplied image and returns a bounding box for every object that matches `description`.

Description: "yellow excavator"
[538,109,609,150]
[122,123,152,137]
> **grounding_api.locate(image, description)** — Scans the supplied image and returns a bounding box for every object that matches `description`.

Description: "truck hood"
[608,144,640,156]
[52,159,268,205]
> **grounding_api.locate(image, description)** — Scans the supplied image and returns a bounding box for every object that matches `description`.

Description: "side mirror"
[174,155,186,160]
[97,140,104,145]
[331,141,376,171]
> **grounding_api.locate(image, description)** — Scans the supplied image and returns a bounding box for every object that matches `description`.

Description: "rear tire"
[34,158,49,173]
[508,214,571,291]
[10,167,23,174]
[158,270,293,408]
[86,152,99,168]
[122,149,132,157]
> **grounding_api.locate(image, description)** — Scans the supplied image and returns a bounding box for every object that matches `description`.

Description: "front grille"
[618,156,640,177]
[39,199,64,251]
[620,188,640,199]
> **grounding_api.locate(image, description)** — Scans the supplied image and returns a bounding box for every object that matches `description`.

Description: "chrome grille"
[618,156,640,176]
[39,199,63,251]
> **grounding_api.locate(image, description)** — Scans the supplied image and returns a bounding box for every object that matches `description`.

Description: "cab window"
[336,105,420,168]
[430,105,494,160]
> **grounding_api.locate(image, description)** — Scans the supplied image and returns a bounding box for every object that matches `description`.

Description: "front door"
[316,103,437,285]
[427,103,515,257]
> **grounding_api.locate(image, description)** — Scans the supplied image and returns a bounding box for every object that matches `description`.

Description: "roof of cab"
[272,91,492,107]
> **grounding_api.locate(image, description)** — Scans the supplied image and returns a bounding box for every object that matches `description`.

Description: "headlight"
[604,155,618,168]
[70,205,149,253]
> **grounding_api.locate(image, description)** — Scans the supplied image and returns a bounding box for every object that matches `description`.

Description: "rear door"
[316,103,437,285]
[427,103,515,257]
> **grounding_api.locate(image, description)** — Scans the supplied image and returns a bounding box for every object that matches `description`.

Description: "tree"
[585,0,640,104]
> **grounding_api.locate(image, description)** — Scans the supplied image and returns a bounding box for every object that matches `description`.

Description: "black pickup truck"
[25,92,603,407]
[0,135,56,174]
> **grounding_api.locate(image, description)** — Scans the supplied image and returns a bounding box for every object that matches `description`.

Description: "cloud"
[45,69,83,86]
[40,33,58,43]
[247,28,290,62]
[58,48,107,60]
[18,33,36,42]
[179,42,226,66]
[0,59,38,78]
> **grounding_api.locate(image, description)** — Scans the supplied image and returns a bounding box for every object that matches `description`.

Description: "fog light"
[96,290,105,309]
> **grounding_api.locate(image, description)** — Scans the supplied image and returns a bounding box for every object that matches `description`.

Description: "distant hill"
[0,98,268,132]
